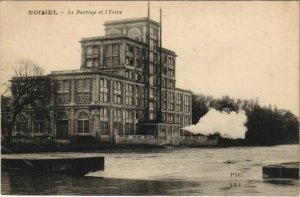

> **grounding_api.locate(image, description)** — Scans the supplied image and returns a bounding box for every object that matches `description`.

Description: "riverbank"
[1,142,166,154]
[2,138,297,154]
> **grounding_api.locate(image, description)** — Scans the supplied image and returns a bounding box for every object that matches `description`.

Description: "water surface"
[2,144,299,195]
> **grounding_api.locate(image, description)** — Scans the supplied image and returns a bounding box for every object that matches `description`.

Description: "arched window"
[128,27,142,41]
[16,114,27,133]
[78,112,89,133]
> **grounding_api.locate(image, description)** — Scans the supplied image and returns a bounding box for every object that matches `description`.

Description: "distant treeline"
[192,94,299,145]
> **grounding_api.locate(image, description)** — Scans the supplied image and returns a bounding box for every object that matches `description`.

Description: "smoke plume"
[183,108,248,139]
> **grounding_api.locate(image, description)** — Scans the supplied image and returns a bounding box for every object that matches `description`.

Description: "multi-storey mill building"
[49,17,192,144]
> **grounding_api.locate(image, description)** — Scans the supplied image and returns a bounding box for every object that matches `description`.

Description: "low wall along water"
[115,134,218,146]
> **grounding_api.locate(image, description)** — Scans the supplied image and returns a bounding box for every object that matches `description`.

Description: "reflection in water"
[1,145,299,195]
[2,170,205,195]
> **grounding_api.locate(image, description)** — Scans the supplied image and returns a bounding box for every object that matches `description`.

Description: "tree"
[192,94,209,124]
[5,59,51,143]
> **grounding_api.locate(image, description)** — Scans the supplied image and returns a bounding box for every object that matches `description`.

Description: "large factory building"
[12,16,193,145]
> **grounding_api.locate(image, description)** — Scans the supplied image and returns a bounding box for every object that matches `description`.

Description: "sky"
[0,1,299,116]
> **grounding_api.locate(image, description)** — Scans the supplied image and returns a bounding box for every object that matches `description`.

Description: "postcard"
[1,1,299,196]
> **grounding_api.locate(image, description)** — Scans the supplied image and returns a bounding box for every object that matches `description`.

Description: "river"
[1,144,299,195]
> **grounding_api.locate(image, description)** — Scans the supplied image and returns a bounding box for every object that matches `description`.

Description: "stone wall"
[180,135,218,146]
[115,134,158,145]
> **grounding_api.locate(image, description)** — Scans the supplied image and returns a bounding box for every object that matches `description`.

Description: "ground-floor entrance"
[56,120,68,139]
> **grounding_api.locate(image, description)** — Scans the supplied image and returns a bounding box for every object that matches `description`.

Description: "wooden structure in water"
[1,153,104,176]
[262,162,299,179]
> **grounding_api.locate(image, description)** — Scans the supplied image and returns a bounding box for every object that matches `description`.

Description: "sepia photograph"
[0,1,299,196]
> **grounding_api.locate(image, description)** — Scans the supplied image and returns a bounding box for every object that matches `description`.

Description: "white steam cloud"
[183,108,248,139]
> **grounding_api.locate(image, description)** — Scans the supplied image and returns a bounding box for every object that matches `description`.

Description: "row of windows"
[85,43,175,77]
[15,114,45,133]
[15,111,190,135]
[125,44,146,68]
[124,70,175,89]
[86,44,120,67]
[57,79,91,104]
[56,79,189,109]
[161,113,191,125]
[58,110,136,135]
[163,56,176,77]
[162,91,191,112]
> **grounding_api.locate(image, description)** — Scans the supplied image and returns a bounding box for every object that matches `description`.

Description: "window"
[78,112,89,133]
[16,114,27,133]
[93,46,99,55]
[184,95,191,112]
[99,108,109,135]
[149,39,158,51]
[86,47,93,56]
[125,57,134,66]
[99,122,109,135]
[153,64,157,74]
[149,52,153,62]
[150,27,158,39]
[57,80,70,104]
[34,112,45,133]
[149,89,157,105]
[168,58,175,77]
[126,44,134,67]
[125,70,133,79]
[138,73,144,82]
[99,78,109,102]
[168,115,174,123]
[125,110,134,134]
[175,115,181,123]
[162,113,166,122]
[168,91,175,111]
[140,87,145,107]
[176,93,182,111]
[105,44,119,67]
[86,59,93,67]
[149,101,154,110]
[168,80,175,88]
[163,56,168,75]
[113,81,122,104]
[99,45,104,66]
[113,109,122,134]
[149,63,154,74]
[126,43,134,54]
[150,39,154,50]
[162,91,167,110]
[138,111,145,122]
[93,58,99,67]
[153,76,157,87]
[161,78,166,88]
[153,53,158,64]
[125,84,133,106]
[135,85,139,106]
[150,27,154,35]
[135,47,143,68]
[149,112,156,121]
[149,76,154,86]
[76,79,91,103]
[184,116,190,127]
